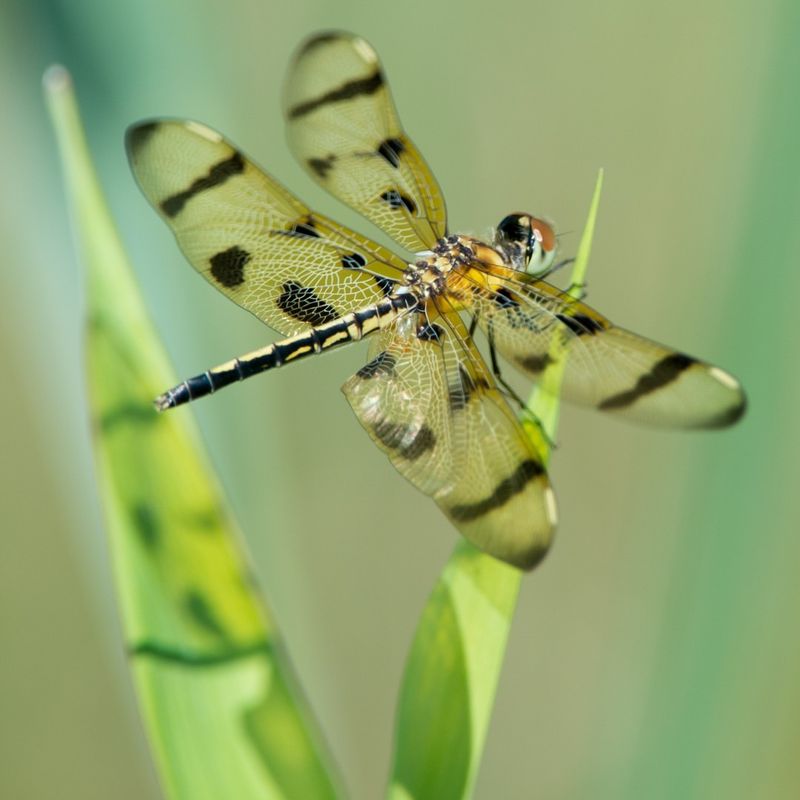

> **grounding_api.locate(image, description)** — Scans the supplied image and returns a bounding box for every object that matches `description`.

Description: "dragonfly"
[126,31,746,570]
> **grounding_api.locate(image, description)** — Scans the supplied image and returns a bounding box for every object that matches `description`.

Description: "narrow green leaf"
[388,171,604,800]
[525,167,604,447]
[44,65,341,800]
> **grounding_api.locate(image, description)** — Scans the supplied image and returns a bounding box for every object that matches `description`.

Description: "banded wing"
[126,119,406,336]
[469,265,746,428]
[343,309,556,570]
[283,31,447,253]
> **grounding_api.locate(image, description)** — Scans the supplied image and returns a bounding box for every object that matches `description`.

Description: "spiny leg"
[534,257,589,301]
[468,312,479,340]
[486,325,557,452]
[530,256,574,280]
[552,257,589,302]
[468,310,525,412]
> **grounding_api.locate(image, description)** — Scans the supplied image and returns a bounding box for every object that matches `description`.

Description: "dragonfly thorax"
[405,235,481,298]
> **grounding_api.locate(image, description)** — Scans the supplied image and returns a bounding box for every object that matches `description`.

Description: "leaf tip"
[42,64,72,95]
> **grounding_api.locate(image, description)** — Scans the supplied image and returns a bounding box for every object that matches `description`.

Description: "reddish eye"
[529,217,556,255]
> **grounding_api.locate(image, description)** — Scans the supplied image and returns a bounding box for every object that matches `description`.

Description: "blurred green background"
[2,0,798,798]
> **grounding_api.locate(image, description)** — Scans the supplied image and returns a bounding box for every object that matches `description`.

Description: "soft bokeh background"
[2,1,798,798]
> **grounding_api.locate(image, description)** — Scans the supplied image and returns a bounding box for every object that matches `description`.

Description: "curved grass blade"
[44,66,342,800]
[387,171,603,800]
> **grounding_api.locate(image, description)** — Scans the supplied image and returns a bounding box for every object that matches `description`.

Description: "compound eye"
[496,213,531,247]
[526,217,557,276]
[496,213,534,269]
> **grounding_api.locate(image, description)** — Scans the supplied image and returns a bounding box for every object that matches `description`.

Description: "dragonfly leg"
[487,327,557,451]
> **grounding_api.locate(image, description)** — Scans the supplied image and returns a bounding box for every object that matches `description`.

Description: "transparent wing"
[283,31,447,253]
[342,308,555,570]
[467,264,746,429]
[126,119,407,336]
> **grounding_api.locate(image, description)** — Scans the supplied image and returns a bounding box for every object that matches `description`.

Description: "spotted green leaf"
[45,66,341,800]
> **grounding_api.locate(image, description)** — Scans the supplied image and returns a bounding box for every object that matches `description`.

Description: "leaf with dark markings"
[47,70,341,800]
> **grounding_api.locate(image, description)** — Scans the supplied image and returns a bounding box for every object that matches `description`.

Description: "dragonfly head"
[495,213,557,275]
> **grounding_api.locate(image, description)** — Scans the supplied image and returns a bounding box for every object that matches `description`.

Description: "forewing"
[126,119,407,336]
[470,267,746,428]
[342,310,555,570]
[283,31,447,253]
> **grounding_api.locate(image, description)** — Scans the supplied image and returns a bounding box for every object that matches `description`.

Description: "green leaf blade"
[45,65,341,800]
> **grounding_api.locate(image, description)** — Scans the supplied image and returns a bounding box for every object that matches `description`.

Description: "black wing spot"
[489,288,548,331]
[209,246,250,288]
[492,287,520,309]
[356,351,397,379]
[277,281,339,326]
[417,322,445,342]
[556,312,604,336]
[372,420,436,461]
[160,151,245,218]
[374,275,396,296]
[270,216,320,239]
[308,154,337,179]
[516,353,555,373]
[293,222,319,238]
[448,459,544,522]
[341,252,368,270]
[599,353,697,410]
[377,137,405,168]
[380,189,417,214]
[273,215,321,239]
[125,121,159,156]
[288,71,384,119]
